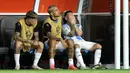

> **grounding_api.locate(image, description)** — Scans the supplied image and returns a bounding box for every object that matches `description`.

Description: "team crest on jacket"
[26,30,33,39]
[56,26,60,33]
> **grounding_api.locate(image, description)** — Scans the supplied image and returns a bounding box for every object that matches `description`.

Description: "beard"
[54,15,60,17]
[54,14,61,17]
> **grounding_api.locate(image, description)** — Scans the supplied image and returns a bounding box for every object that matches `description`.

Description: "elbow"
[14,36,17,40]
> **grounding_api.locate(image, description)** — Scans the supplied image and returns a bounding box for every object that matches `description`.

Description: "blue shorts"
[11,40,34,53]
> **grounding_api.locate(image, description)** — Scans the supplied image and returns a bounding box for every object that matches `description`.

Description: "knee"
[66,40,74,46]
[63,43,68,49]
[94,43,102,49]
[48,39,56,46]
[48,40,57,49]
[68,45,73,49]
[15,40,23,49]
[66,40,74,49]
[38,41,44,50]
[49,39,56,43]
[74,44,80,48]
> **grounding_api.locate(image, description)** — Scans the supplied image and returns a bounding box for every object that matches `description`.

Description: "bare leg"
[66,40,77,70]
[32,41,44,70]
[66,40,74,59]
[14,40,23,70]
[48,39,57,69]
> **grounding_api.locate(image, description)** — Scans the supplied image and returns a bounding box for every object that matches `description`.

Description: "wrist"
[60,38,63,41]
[28,40,33,44]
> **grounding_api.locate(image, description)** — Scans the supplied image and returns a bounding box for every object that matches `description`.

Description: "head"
[25,10,37,26]
[64,10,75,21]
[47,5,60,17]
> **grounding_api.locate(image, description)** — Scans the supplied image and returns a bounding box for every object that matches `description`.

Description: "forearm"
[34,30,39,41]
[47,32,61,40]
[14,33,32,44]
[34,38,39,41]
[34,34,39,41]
[70,24,75,32]
[75,29,82,36]
[66,24,75,37]
[14,36,31,43]
[74,24,82,36]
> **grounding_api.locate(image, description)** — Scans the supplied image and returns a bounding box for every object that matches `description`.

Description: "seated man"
[11,10,44,70]
[62,10,104,69]
[42,5,77,70]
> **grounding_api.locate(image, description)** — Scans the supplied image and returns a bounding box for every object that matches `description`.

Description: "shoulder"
[17,18,26,26]
[44,17,51,22]
[44,23,51,27]
[18,18,24,22]
[15,22,21,26]
[43,17,51,24]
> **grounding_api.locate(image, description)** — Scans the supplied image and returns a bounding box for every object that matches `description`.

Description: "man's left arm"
[69,16,83,36]
[34,25,39,41]
[74,23,83,36]
[32,25,40,46]
[34,32,39,41]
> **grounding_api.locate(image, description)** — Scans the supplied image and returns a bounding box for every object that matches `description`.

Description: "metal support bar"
[123,0,129,69]
[33,0,40,13]
[115,0,121,69]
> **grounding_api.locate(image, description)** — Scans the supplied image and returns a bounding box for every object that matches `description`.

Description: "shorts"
[11,40,15,49]
[11,40,34,53]
[44,40,65,50]
[71,36,96,50]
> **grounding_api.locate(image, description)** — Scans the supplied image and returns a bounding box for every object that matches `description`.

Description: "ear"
[65,17,67,21]
[50,12,53,16]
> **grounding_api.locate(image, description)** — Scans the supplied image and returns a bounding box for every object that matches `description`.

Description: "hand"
[32,40,39,47]
[67,24,75,37]
[67,31,75,37]
[23,43,31,50]
[27,40,34,44]
[68,16,76,25]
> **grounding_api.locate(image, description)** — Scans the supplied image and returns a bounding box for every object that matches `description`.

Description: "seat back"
[0,18,4,47]
[0,17,18,47]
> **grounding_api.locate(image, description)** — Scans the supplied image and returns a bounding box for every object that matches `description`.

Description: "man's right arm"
[43,23,61,40]
[14,22,31,43]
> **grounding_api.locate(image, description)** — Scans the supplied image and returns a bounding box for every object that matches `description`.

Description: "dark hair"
[62,10,73,24]
[47,5,56,14]
[26,10,37,18]
[63,10,79,24]
[64,10,73,17]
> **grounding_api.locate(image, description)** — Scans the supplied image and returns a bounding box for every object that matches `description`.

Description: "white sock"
[33,53,42,66]
[49,58,55,66]
[68,58,74,66]
[75,48,85,66]
[94,49,101,65]
[14,54,20,66]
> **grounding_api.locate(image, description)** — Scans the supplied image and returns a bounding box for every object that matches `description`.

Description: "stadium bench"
[0,16,90,69]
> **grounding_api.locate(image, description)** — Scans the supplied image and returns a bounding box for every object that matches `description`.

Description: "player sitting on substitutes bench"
[62,10,105,69]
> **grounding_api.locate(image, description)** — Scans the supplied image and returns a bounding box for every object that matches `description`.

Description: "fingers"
[33,41,39,46]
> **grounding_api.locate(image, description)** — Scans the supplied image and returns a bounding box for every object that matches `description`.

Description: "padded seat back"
[0,17,18,47]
